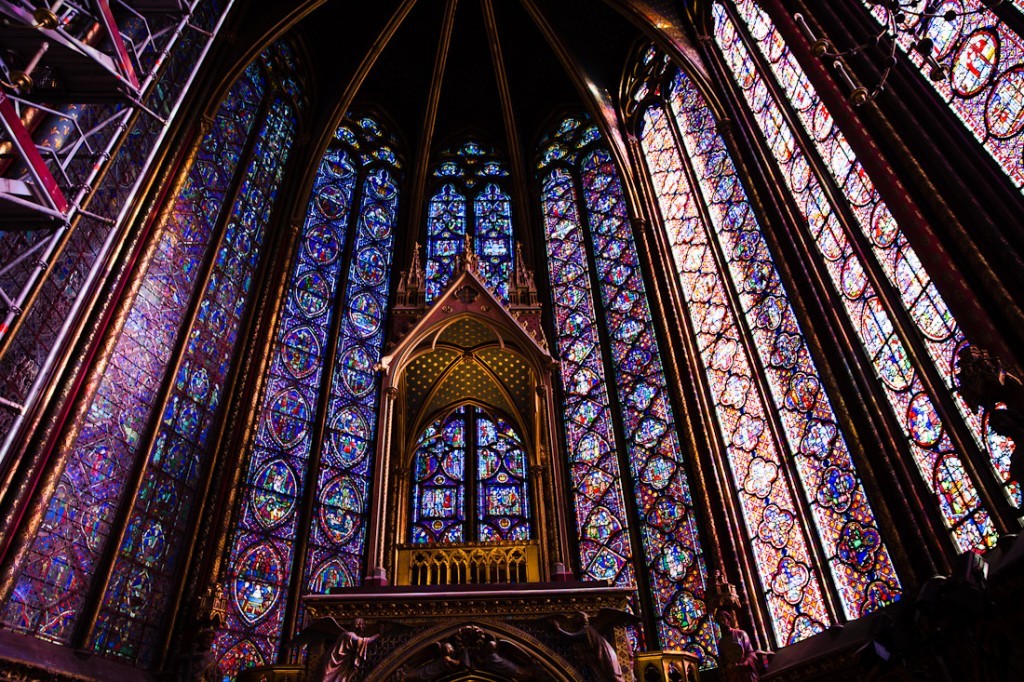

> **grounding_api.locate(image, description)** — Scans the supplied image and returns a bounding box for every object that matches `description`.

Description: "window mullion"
[730,1,999,488]
[569,162,663,646]
[277,145,368,652]
[661,94,844,627]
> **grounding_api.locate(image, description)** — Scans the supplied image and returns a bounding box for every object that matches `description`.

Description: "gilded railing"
[395,540,540,586]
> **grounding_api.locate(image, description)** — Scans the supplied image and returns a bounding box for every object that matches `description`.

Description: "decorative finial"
[462,233,478,272]
[410,242,422,272]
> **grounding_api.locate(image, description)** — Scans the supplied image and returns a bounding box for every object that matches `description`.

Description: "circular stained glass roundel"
[353,246,387,286]
[907,392,943,447]
[576,432,607,465]
[347,292,382,337]
[139,522,166,566]
[319,476,362,544]
[985,66,1024,139]
[341,346,375,397]
[870,203,899,248]
[123,571,152,613]
[361,205,394,240]
[950,29,1000,98]
[232,541,283,624]
[251,459,298,528]
[293,272,330,318]
[281,325,320,379]
[188,367,210,401]
[316,183,350,220]
[304,223,341,264]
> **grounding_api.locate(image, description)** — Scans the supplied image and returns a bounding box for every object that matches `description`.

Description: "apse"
[0,1,1021,680]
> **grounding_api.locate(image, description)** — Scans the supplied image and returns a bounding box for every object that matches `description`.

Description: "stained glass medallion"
[215,112,400,677]
[631,48,902,644]
[539,116,716,662]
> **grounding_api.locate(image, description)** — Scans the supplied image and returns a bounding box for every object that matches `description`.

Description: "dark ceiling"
[282,0,654,163]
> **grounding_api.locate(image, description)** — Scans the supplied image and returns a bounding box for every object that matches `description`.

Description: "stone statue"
[396,626,537,681]
[321,618,380,682]
[398,641,462,681]
[716,610,761,682]
[956,345,1024,489]
[292,616,381,682]
[552,611,625,682]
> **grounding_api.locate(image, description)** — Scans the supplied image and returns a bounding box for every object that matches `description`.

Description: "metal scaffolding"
[0,0,233,459]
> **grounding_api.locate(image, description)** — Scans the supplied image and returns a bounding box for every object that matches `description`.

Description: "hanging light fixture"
[794,0,1007,105]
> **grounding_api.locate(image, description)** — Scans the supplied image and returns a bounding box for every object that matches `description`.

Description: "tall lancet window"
[214,115,400,678]
[859,0,1024,191]
[0,41,302,666]
[713,1,1014,535]
[629,46,902,647]
[410,406,531,544]
[539,117,716,663]
[426,141,514,302]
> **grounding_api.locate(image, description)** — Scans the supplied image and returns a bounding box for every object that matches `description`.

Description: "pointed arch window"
[214,114,401,677]
[410,406,531,544]
[539,117,715,662]
[0,41,303,666]
[629,45,902,645]
[711,0,1015,529]
[426,141,514,302]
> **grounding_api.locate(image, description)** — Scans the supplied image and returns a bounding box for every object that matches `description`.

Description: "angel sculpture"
[398,641,464,681]
[290,616,381,682]
[551,609,638,682]
[473,631,538,680]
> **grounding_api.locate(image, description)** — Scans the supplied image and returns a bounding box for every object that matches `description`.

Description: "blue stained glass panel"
[411,410,467,543]
[213,128,357,673]
[304,139,399,600]
[1,62,268,647]
[474,184,513,302]
[426,185,466,302]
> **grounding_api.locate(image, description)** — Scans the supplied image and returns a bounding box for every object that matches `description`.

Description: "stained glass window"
[0,0,230,453]
[426,184,467,302]
[411,409,468,543]
[214,114,400,677]
[714,1,1005,546]
[541,158,637,590]
[410,406,531,544]
[1,41,301,657]
[304,145,399,602]
[539,118,715,662]
[630,44,902,643]
[476,413,530,541]
[425,142,514,302]
[860,0,1024,190]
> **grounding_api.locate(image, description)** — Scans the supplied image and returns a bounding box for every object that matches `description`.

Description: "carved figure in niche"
[397,641,462,681]
[395,625,538,681]
[551,610,626,682]
[716,610,761,682]
[292,616,381,682]
[469,629,535,679]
